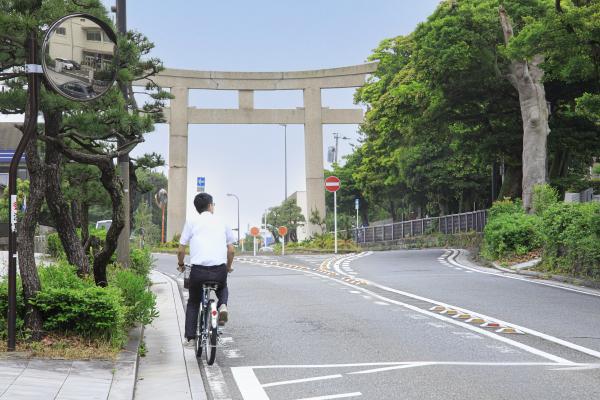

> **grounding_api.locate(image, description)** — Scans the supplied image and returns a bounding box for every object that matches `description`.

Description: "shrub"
[0,277,25,339]
[532,184,558,217]
[593,165,600,175]
[129,247,154,278]
[487,198,523,219]
[483,212,540,259]
[31,286,126,346]
[47,232,65,259]
[539,202,600,278]
[38,261,92,289]
[110,268,158,327]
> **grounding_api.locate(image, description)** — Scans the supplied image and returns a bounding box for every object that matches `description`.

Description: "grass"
[138,340,147,357]
[0,334,119,360]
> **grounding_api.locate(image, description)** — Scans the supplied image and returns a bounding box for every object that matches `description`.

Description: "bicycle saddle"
[202,281,221,288]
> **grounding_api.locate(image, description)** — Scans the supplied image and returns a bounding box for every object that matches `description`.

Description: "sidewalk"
[134,270,207,400]
[0,270,205,400]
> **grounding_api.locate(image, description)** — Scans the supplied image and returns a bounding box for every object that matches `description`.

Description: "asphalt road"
[153,250,600,400]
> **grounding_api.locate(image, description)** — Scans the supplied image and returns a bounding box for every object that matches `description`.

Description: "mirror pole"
[116,0,130,267]
[7,30,40,351]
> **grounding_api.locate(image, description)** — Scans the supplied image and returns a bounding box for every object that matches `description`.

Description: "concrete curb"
[155,270,208,400]
[108,324,144,400]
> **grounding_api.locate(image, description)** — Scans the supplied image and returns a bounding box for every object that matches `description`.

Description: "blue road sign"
[197,177,206,193]
[355,198,360,210]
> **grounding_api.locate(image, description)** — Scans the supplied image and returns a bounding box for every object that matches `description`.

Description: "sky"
[4,0,442,235]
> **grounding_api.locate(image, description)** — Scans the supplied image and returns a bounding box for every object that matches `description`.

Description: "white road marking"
[262,374,343,388]
[427,322,450,329]
[329,255,575,364]
[362,295,372,300]
[374,301,390,306]
[346,361,598,375]
[349,291,361,294]
[223,349,244,358]
[452,331,483,340]
[232,367,269,400]
[295,393,362,400]
[446,249,600,298]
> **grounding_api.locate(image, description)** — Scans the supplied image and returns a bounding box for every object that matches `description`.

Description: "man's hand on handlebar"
[177,264,185,273]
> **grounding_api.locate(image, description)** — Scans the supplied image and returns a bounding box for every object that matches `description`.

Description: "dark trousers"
[185,264,228,340]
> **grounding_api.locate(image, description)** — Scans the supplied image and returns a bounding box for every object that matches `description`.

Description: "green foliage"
[532,184,559,216]
[31,287,126,347]
[129,247,154,279]
[593,165,600,175]
[539,202,600,278]
[109,267,158,327]
[266,198,305,242]
[0,179,29,223]
[38,261,91,289]
[47,232,65,259]
[483,200,540,258]
[274,233,360,252]
[133,201,161,246]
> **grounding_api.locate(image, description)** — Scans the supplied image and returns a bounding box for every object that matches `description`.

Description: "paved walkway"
[0,270,205,400]
[134,271,206,400]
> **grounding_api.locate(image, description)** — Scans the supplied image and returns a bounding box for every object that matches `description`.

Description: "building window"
[86,30,102,41]
[56,27,66,35]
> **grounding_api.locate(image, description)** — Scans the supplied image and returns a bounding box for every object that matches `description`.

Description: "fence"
[350,210,488,244]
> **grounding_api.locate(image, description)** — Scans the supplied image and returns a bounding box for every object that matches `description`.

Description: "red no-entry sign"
[325,176,341,192]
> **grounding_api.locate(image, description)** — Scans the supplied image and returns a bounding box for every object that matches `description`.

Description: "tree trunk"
[80,202,90,251]
[92,163,125,286]
[43,111,90,276]
[498,164,523,200]
[16,128,44,339]
[500,6,550,212]
[71,200,81,229]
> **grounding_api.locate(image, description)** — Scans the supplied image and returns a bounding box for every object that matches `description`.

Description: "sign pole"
[334,190,338,254]
[253,236,256,256]
[282,235,285,256]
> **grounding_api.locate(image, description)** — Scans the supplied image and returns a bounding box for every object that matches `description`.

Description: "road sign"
[278,226,288,236]
[250,226,260,237]
[196,177,205,193]
[355,198,360,210]
[325,176,341,192]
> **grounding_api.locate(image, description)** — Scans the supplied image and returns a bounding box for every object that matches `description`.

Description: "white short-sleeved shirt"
[179,212,236,266]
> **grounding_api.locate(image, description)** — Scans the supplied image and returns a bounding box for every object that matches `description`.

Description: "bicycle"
[184,264,220,365]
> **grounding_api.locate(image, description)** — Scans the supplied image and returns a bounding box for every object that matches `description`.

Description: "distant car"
[55,58,75,70]
[58,81,95,99]
[259,246,274,253]
[65,59,81,70]
[95,220,112,230]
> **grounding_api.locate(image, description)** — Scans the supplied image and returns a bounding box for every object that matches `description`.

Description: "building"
[0,123,28,192]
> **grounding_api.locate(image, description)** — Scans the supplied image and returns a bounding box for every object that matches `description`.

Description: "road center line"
[262,374,343,388]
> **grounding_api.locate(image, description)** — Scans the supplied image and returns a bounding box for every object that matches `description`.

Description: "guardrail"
[347,210,488,244]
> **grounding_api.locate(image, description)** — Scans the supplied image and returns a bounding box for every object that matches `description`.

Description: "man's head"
[194,193,214,214]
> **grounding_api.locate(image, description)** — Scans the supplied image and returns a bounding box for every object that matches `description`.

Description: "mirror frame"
[41,13,118,102]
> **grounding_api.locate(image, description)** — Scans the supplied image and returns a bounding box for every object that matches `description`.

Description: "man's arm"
[226,244,234,272]
[177,245,187,272]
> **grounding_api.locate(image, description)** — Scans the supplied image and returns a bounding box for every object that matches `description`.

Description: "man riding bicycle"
[177,193,235,345]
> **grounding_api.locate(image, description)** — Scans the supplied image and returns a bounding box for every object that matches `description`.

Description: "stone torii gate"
[145,62,377,240]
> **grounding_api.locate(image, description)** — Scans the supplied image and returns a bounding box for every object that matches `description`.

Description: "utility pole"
[115,0,130,266]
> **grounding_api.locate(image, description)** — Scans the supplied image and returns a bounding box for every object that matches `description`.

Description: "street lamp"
[279,124,288,201]
[226,193,240,245]
[332,132,350,164]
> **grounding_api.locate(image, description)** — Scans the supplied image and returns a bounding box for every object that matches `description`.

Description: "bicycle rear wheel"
[204,301,218,365]
[195,309,203,358]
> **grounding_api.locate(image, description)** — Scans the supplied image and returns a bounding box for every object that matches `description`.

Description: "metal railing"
[348,210,488,244]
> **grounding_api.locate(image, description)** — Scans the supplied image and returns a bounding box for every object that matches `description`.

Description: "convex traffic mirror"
[42,13,117,102]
